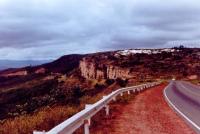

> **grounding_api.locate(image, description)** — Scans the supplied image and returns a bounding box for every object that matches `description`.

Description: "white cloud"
[0,0,200,59]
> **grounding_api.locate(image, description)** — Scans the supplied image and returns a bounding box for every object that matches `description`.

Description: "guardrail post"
[84,118,90,134]
[33,131,45,134]
[84,104,92,134]
[127,90,130,95]
[105,105,109,116]
[102,96,110,115]
[113,97,116,101]
[120,92,123,96]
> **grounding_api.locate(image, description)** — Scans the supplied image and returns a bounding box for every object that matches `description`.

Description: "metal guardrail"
[33,82,161,134]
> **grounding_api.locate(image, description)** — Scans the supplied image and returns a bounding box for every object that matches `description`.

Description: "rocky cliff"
[80,58,131,79]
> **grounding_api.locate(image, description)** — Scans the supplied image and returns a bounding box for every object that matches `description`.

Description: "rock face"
[80,60,97,79]
[106,66,130,79]
[80,58,131,79]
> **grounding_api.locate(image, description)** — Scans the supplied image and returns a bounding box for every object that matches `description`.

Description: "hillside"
[80,48,200,81]
[0,47,199,134]
[0,54,83,77]
[1,48,199,80]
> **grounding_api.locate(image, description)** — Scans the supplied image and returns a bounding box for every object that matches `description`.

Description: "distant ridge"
[0,60,51,71]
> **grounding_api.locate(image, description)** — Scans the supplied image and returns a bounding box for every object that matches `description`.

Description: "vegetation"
[116,78,128,87]
[0,85,104,134]
[0,72,124,134]
[0,106,79,134]
[0,48,199,134]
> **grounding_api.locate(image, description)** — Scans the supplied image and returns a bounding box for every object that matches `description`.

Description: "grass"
[0,78,145,134]
[189,79,200,85]
[0,106,79,134]
[0,88,107,134]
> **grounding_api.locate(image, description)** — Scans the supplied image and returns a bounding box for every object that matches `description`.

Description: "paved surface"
[91,84,194,134]
[164,81,200,133]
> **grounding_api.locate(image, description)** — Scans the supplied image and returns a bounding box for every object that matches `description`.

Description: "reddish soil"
[90,84,195,134]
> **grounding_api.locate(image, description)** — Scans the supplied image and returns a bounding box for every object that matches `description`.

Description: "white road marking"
[163,83,200,132]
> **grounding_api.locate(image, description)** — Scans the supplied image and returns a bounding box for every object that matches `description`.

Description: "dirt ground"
[90,84,195,134]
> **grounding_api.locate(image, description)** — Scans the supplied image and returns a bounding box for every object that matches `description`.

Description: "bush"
[56,86,85,105]
[116,78,128,87]
[105,79,115,85]
[94,83,106,89]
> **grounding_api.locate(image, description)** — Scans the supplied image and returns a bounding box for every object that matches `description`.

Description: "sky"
[0,0,200,60]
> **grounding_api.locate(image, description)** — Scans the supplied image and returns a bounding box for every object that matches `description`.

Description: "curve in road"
[164,80,200,133]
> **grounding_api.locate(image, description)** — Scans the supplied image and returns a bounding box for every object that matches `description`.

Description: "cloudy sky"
[0,0,200,60]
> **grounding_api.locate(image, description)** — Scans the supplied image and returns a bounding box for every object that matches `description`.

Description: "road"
[164,80,200,133]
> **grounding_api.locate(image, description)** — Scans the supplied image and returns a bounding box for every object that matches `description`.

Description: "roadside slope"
[91,84,195,134]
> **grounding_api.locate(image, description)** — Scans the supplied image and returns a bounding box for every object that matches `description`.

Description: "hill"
[0,60,50,71]
[0,47,199,134]
[80,48,200,81]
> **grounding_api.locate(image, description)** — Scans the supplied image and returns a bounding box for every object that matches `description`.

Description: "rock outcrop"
[80,58,131,79]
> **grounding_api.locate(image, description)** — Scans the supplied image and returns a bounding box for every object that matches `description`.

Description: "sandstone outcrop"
[80,58,131,79]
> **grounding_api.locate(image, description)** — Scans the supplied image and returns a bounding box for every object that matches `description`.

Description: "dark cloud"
[0,0,199,59]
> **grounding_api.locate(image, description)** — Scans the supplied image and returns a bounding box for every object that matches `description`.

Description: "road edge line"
[163,83,200,132]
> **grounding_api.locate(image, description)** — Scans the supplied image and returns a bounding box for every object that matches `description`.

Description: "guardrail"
[33,81,161,134]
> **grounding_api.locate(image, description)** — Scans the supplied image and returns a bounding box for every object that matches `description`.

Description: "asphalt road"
[164,80,200,133]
